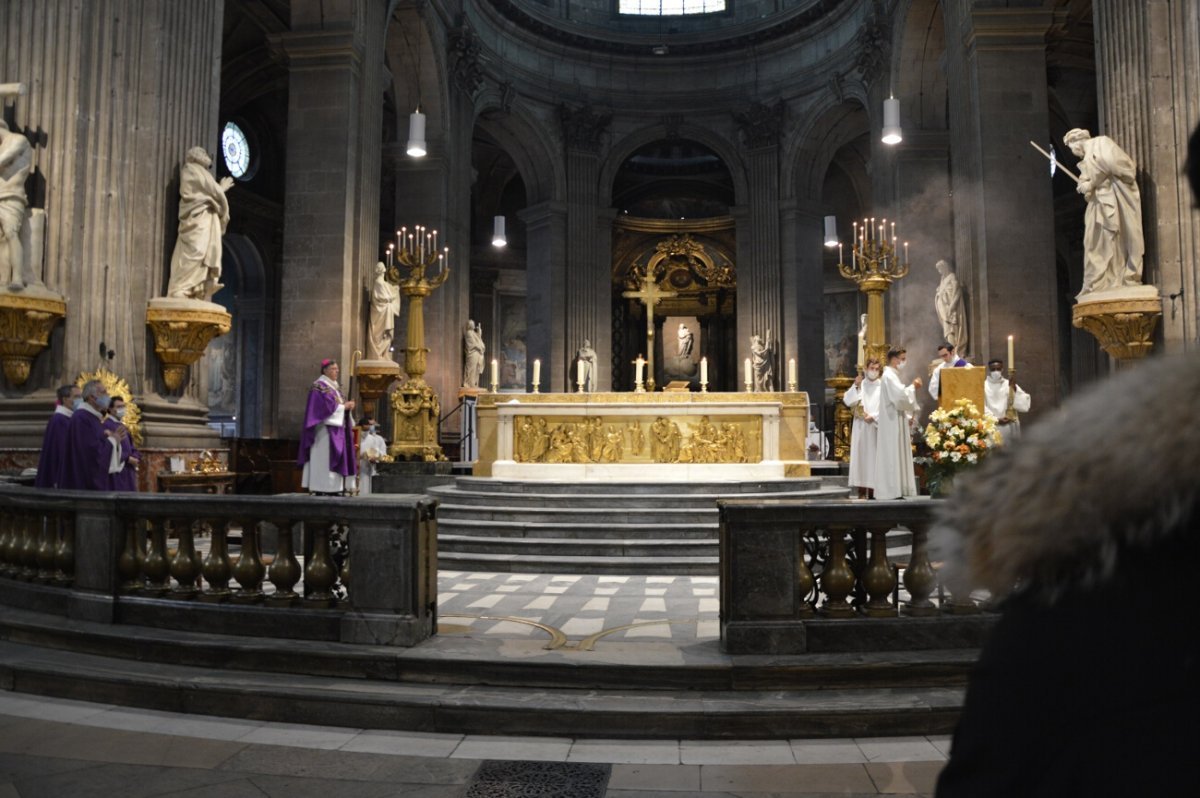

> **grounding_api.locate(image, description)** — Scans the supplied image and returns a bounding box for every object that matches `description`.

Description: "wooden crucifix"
[622,271,677,392]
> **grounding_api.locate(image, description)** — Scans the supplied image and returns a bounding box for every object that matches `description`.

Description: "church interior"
[1,0,1198,795]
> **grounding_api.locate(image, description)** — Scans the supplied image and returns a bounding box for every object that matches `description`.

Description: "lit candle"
[744,357,752,388]
[635,356,645,385]
[490,358,498,388]
[533,358,541,389]
[1008,335,1015,371]
[577,358,585,389]
[838,242,843,265]
[700,356,708,384]
[857,332,865,369]
[788,358,797,386]
[903,241,909,263]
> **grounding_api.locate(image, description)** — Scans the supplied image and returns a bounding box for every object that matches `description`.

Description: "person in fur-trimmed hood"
[934,351,1200,797]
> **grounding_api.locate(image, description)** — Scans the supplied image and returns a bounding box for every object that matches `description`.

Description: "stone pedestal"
[1072,286,1162,366]
[0,288,66,386]
[145,298,231,392]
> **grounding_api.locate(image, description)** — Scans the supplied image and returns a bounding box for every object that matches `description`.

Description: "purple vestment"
[33,407,72,489]
[103,417,140,492]
[296,378,357,477]
[61,405,117,491]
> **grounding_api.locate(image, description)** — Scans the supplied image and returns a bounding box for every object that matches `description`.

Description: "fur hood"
[932,352,1200,603]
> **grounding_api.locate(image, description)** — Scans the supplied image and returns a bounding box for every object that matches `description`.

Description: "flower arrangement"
[922,398,1003,494]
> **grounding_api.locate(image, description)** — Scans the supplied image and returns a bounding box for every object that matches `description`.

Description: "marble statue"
[750,330,774,392]
[576,339,597,392]
[367,262,400,362]
[0,119,32,289]
[677,323,694,359]
[462,320,485,388]
[1064,128,1145,298]
[166,147,232,301]
[934,259,968,353]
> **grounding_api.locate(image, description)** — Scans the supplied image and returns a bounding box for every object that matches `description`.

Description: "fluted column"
[737,145,783,362]
[521,202,568,390]
[780,200,826,404]
[1094,0,1200,352]
[0,0,223,445]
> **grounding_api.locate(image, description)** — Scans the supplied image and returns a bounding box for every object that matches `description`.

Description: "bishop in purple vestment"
[61,380,124,491]
[103,396,141,492]
[34,384,80,489]
[297,359,357,494]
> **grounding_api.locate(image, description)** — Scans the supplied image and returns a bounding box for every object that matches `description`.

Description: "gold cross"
[622,273,678,392]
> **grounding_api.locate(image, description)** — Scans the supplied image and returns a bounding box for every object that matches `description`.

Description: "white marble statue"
[462,320,485,388]
[934,259,968,354]
[367,262,400,362]
[677,323,694,359]
[0,119,33,290]
[750,330,774,392]
[576,339,597,392]
[166,147,232,301]
[1064,128,1145,298]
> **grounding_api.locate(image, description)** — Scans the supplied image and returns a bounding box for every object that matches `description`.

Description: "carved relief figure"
[462,320,485,387]
[934,259,968,353]
[367,262,401,362]
[1064,128,1145,298]
[627,420,645,455]
[166,147,232,301]
[0,119,32,289]
[600,425,624,462]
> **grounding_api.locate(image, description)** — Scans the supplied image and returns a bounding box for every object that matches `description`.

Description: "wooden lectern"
[938,366,986,411]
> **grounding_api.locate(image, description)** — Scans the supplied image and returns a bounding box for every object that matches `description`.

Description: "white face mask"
[866,369,880,380]
[988,371,1004,382]
[897,359,907,369]
[114,408,127,419]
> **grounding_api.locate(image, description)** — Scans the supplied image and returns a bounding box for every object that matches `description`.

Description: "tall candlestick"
[700,356,708,384]
[1008,335,1015,371]
[788,357,797,386]
[577,358,585,390]
[744,357,752,389]
[857,332,865,369]
[490,358,498,390]
[532,358,541,390]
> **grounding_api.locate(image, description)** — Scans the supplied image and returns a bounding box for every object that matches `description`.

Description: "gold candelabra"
[837,217,910,365]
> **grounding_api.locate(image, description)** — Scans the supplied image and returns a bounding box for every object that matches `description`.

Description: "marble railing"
[719,499,990,654]
[0,486,437,647]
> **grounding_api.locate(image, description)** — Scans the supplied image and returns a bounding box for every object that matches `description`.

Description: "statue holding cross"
[622,271,678,392]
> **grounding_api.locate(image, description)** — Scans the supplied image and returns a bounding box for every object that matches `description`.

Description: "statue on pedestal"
[366,261,400,362]
[166,147,232,302]
[934,259,968,354]
[1064,128,1145,299]
[462,320,485,388]
[576,339,597,392]
[677,323,694,358]
[750,330,774,392]
[0,119,33,290]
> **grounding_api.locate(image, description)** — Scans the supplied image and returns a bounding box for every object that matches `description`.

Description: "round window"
[222,121,252,180]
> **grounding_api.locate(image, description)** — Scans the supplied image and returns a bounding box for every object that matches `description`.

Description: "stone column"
[780,200,826,405]
[943,6,1060,411]
[520,202,568,391]
[561,106,611,391]
[0,0,223,447]
[273,0,385,434]
[1094,0,1200,352]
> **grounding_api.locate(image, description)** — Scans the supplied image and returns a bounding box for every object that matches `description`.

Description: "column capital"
[267,29,364,70]
[518,200,568,228]
[966,9,1059,50]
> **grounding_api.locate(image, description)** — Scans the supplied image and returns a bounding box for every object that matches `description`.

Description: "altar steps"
[431,477,850,575]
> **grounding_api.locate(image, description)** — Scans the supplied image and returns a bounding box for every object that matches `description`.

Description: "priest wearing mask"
[875,348,922,501]
[34,384,80,489]
[298,359,357,495]
[357,417,388,496]
[103,395,141,491]
[983,359,1031,444]
[928,341,969,401]
[843,358,883,499]
[61,380,125,491]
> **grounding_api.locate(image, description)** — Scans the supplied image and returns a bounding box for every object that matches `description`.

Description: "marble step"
[438,534,716,558]
[437,505,715,525]
[436,518,717,539]
[442,476,837,496]
[438,550,718,575]
[0,639,967,739]
[429,486,850,509]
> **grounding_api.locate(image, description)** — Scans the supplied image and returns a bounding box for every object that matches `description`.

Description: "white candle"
[838,242,843,265]
[744,357,752,388]
[532,358,541,388]
[788,358,797,386]
[857,332,865,369]
[904,241,909,263]
[700,356,708,384]
[577,358,585,388]
[1008,335,1015,371]
[635,356,645,385]
[490,358,498,388]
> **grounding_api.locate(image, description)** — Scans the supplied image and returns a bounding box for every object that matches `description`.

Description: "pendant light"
[492,215,507,247]
[823,215,838,248]
[882,96,902,146]
[407,109,427,157]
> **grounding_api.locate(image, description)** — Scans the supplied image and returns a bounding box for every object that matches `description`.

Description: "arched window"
[619,1,727,15]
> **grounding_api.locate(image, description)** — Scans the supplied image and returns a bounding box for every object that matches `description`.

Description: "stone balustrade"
[0,486,437,647]
[719,499,992,654]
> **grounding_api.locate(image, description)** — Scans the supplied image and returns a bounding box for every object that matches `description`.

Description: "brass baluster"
[117,521,142,592]
[820,525,856,618]
[903,524,938,616]
[232,520,265,603]
[267,519,300,606]
[795,528,815,617]
[200,521,233,601]
[53,512,74,585]
[0,514,13,577]
[35,515,56,582]
[861,525,897,617]
[142,519,171,595]
[303,522,337,607]
[169,520,203,598]
[19,514,39,580]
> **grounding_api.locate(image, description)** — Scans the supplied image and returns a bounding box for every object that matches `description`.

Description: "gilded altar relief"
[513,415,761,465]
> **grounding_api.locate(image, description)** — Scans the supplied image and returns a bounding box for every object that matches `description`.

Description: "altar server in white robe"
[357,418,388,496]
[843,358,883,498]
[984,359,1031,444]
[875,348,923,500]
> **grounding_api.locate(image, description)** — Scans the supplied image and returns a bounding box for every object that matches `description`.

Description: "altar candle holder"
[786,379,797,393]
[634,379,646,394]
[744,378,753,393]
[489,380,499,393]
[700,379,708,393]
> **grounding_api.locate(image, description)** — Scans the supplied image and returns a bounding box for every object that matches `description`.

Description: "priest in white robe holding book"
[843,358,883,498]
[875,348,922,500]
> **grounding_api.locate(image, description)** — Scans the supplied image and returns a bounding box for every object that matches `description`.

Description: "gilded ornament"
[76,368,144,446]
[145,303,231,391]
[0,291,66,386]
